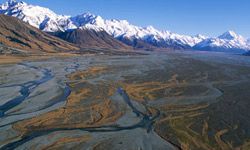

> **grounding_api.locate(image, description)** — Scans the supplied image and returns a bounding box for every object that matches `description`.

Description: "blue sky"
[1,0,250,38]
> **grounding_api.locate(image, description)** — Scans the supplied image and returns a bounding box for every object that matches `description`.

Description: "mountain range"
[0,0,250,53]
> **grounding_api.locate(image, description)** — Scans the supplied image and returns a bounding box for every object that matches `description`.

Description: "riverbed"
[1,51,250,149]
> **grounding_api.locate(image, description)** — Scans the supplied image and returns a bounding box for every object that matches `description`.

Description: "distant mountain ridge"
[194,31,250,53]
[1,0,250,53]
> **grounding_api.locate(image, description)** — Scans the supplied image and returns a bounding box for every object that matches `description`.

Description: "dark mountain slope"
[0,14,79,53]
[52,29,132,50]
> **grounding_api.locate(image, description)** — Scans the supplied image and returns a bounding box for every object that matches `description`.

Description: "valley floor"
[0,51,250,150]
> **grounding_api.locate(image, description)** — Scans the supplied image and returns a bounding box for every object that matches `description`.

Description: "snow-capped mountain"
[73,15,206,49]
[194,31,250,53]
[0,0,71,32]
[0,0,205,49]
[0,0,249,52]
[218,30,241,40]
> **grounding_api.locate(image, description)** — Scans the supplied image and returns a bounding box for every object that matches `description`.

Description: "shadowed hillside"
[52,29,132,50]
[0,14,79,53]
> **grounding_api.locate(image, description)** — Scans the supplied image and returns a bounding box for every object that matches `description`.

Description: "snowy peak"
[1,0,27,12]
[3,0,22,7]
[218,31,241,40]
[194,30,250,53]
[5,0,18,6]
[0,0,23,10]
[195,34,207,39]
[70,12,98,26]
[70,13,106,32]
[0,0,69,32]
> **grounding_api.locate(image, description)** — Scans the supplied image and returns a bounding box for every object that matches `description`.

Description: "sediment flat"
[1,51,250,149]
